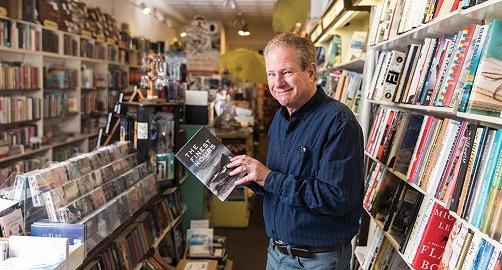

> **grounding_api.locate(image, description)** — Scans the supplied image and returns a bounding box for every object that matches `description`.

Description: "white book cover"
[361,225,385,270]
[187,228,213,256]
[368,53,387,100]
[380,50,407,101]
[406,39,432,103]
[448,221,469,269]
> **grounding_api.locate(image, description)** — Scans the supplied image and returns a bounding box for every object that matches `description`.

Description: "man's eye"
[268,73,275,77]
[283,71,292,75]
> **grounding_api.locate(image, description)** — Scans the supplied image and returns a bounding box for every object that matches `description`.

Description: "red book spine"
[412,203,456,270]
[408,116,435,182]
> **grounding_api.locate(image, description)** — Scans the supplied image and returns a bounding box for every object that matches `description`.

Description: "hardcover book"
[176,127,243,201]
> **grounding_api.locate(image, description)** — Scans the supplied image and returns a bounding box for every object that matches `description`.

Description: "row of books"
[81,38,95,59]
[364,164,456,269]
[43,93,78,118]
[361,234,408,270]
[15,22,39,51]
[367,106,502,236]
[95,43,107,61]
[370,0,488,46]
[325,70,362,114]
[368,20,502,118]
[0,96,41,124]
[82,65,107,89]
[0,63,39,90]
[41,29,59,54]
[0,125,37,149]
[81,92,105,115]
[107,46,128,64]
[63,35,78,56]
[0,19,12,48]
[0,156,49,188]
[439,219,502,270]
[44,67,78,89]
[109,69,127,89]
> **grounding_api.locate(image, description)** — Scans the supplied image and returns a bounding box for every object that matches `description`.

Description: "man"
[226,33,364,270]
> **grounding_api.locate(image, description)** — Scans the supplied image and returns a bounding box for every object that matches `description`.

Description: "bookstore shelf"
[130,205,187,270]
[43,112,80,120]
[0,146,50,164]
[0,132,98,164]
[152,205,187,249]
[371,0,502,51]
[363,150,502,253]
[0,46,41,56]
[0,88,41,92]
[43,52,81,61]
[364,151,448,207]
[121,101,182,107]
[364,207,414,268]
[0,118,41,127]
[367,99,502,127]
[332,56,366,72]
[354,246,367,266]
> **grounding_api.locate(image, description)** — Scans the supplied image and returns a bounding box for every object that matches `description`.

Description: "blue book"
[31,220,86,245]
[472,128,502,227]
[458,24,489,112]
[473,239,494,270]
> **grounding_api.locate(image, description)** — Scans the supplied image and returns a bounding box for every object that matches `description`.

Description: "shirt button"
[281,154,286,159]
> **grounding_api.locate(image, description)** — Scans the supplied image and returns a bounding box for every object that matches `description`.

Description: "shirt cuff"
[263,171,285,196]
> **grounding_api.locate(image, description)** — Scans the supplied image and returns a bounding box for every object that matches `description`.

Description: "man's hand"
[227,155,271,187]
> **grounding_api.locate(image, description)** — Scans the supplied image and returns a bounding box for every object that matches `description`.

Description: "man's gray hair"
[264,33,316,70]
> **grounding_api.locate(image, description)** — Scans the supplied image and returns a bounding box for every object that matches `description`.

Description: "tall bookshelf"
[355,0,502,269]
[0,15,148,187]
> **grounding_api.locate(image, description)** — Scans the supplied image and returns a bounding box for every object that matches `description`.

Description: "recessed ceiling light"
[180,32,187,37]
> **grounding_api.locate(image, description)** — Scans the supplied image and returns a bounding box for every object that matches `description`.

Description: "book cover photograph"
[176,127,242,201]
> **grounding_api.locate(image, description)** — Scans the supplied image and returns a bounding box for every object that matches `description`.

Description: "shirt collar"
[280,86,326,120]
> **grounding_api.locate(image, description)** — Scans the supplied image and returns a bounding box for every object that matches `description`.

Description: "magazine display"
[176,127,242,201]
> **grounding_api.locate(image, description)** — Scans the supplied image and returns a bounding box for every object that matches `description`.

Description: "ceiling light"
[140,3,151,14]
[180,32,187,37]
[296,22,302,27]
[238,24,250,36]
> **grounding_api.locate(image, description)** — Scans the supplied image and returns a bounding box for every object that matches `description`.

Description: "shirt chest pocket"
[287,145,311,177]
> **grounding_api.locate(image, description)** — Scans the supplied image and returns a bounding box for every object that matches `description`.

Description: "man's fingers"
[228,165,246,176]
[235,175,252,185]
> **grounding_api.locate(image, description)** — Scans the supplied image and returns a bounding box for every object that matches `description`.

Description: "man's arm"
[263,119,364,217]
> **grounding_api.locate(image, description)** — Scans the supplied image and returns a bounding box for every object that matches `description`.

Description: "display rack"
[0,14,150,185]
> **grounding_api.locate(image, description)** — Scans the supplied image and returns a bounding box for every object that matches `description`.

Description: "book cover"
[31,220,86,245]
[402,197,435,261]
[392,114,424,174]
[187,228,213,256]
[176,127,242,201]
[445,220,469,269]
[473,239,494,270]
[411,203,456,270]
[467,19,502,116]
[0,208,24,237]
[481,138,502,233]
[395,44,420,103]
[346,31,367,62]
[388,185,422,248]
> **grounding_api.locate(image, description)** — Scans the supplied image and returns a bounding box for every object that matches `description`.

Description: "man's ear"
[307,63,317,81]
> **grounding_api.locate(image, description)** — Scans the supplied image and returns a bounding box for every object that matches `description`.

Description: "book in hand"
[176,127,243,201]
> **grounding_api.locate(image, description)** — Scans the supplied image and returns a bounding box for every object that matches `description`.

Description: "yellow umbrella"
[272,0,310,33]
[220,48,267,83]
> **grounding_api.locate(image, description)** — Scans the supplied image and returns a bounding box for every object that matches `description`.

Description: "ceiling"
[152,0,278,26]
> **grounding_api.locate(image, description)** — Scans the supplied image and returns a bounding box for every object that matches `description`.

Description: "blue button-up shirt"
[250,87,364,248]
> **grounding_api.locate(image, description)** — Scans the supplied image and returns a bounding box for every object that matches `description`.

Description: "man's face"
[265,47,316,113]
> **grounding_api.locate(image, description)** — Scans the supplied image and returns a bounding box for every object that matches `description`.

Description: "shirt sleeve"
[263,119,364,217]
[245,182,265,196]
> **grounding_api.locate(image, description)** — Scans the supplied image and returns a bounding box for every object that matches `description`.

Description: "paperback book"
[176,127,243,201]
